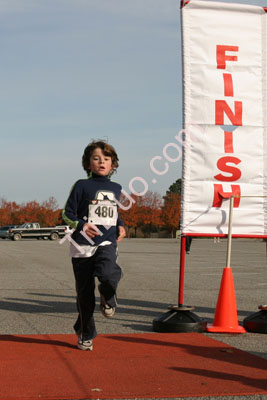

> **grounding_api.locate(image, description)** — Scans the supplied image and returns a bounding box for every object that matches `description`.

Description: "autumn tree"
[0,197,63,227]
[119,194,142,237]
[161,192,181,238]
[138,191,163,237]
[0,199,20,225]
[40,197,62,226]
[15,201,42,225]
[119,191,164,237]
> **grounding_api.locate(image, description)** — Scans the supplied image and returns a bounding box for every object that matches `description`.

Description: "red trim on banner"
[182,233,267,238]
[181,2,267,10]
[180,0,190,8]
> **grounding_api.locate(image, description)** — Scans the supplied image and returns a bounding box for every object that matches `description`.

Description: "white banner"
[181,0,267,236]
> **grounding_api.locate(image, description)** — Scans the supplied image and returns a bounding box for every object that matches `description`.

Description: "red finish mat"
[0,332,267,400]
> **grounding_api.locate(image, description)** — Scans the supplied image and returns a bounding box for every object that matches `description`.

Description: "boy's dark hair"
[82,140,119,176]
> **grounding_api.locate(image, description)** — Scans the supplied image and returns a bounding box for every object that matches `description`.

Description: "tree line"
[119,190,180,238]
[0,179,182,238]
[0,197,63,228]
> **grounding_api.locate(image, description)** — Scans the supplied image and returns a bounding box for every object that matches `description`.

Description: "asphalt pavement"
[0,237,267,400]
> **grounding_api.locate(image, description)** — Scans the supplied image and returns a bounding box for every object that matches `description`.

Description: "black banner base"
[152,305,207,333]
[243,305,267,334]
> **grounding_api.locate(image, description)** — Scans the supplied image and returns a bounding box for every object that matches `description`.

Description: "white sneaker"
[98,284,116,318]
[77,334,93,351]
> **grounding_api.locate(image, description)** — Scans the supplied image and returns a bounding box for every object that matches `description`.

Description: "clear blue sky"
[0,0,265,208]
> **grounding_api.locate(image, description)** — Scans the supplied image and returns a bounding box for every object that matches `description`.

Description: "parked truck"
[7,223,68,241]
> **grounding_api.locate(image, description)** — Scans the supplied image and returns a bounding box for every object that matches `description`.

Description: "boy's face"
[90,147,113,176]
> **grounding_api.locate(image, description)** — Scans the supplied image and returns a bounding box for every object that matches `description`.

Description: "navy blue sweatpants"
[72,243,122,339]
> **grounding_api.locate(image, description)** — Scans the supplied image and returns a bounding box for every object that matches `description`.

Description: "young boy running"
[63,140,126,350]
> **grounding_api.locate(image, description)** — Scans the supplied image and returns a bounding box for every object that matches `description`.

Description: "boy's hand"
[117,225,126,243]
[83,223,100,238]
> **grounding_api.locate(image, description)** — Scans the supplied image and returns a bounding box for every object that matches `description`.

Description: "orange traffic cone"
[206,267,246,333]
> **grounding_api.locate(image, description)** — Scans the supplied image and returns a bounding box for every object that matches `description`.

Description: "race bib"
[88,200,117,226]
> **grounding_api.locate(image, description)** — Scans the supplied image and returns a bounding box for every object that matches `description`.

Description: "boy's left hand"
[117,225,126,242]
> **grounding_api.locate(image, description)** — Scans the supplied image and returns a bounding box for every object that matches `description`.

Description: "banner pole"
[226,196,234,268]
[178,235,186,306]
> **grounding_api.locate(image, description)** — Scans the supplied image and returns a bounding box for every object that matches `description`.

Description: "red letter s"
[214,156,241,182]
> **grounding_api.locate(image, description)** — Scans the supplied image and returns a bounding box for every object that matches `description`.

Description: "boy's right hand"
[83,223,100,238]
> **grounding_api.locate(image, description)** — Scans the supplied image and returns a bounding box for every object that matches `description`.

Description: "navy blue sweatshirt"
[62,173,123,246]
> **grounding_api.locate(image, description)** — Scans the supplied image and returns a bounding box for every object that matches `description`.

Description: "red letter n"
[217,45,238,69]
[215,100,242,126]
[212,184,241,208]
